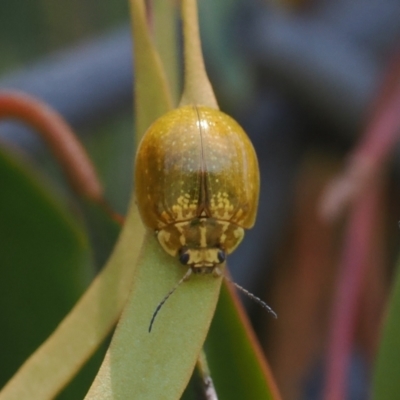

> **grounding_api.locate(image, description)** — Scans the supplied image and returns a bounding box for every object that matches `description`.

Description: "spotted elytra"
[134,105,276,331]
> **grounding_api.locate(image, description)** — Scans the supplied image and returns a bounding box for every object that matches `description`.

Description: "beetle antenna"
[149,268,192,333]
[226,277,277,318]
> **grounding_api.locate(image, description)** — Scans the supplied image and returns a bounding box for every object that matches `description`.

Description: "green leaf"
[153,0,180,105]
[205,281,281,399]
[0,197,144,400]
[371,259,400,399]
[79,199,122,269]
[0,0,174,396]
[57,344,108,400]
[85,232,222,399]
[84,0,222,397]
[129,0,173,140]
[0,147,93,398]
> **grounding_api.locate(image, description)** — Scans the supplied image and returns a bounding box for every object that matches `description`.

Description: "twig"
[319,53,400,222]
[197,349,219,400]
[0,91,123,224]
[179,0,218,108]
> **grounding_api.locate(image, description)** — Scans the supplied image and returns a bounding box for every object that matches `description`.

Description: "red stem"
[321,51,400,400]
[0,91,123,224]
[323,183,382,400]
[319,54,400,221]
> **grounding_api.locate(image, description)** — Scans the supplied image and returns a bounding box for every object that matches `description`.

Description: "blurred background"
[1,0,400,399]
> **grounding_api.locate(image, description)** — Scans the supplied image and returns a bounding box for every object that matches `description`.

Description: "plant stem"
[179,0,218,108]
[197,349,219,400]
[0,91,124,224]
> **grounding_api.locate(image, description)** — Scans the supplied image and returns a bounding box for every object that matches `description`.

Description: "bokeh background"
[1,0,400,399]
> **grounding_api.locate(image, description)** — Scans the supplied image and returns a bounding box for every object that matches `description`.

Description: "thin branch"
[197,349,219,400]
[179,0,218,108]
[322,182,384,400]
[319,53,400,222]
[0,91,123,224]
[320,53,400,400]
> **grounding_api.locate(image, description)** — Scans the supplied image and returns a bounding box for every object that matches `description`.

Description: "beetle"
[135,105,259,274]
[135,105,274,331]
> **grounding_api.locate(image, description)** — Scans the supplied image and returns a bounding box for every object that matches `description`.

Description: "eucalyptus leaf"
[205,281,281,399]
[0,197,144,400]
[153,0,180,105]
[129,0,173,142]
[0,147,93,399]
[1,0,175,396]
[86,232,222,399]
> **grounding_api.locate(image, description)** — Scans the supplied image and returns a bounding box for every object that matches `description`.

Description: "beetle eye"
[217,249,226,263]
[178,249,190,265]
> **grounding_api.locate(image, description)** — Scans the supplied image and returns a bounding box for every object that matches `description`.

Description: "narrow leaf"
[153,0,180,104]
[0,204,144,400]
[130,0,173,139]
[205,281,282,400]
[0,147,92,395]
[85,233,222,399]
[1,0,176,397]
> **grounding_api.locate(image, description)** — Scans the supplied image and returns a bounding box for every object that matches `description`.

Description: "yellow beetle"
[135,105,259,276]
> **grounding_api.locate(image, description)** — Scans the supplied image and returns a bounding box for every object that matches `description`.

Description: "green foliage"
[205,283,278,399]
[0,147,95,399]
[0,0,282,399]
[86,233,222,399]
